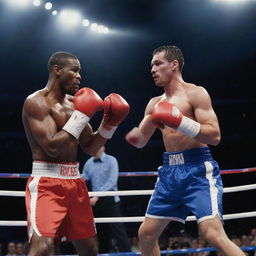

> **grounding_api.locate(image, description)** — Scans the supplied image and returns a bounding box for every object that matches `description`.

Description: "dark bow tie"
[94,158,102,163]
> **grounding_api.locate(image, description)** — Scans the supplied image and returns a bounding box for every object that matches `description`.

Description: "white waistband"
[169,153,185,165]
[32,161,81,179]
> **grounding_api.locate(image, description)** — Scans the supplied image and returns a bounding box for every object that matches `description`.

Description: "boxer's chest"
[50,99,74,130]
[162,95,194,118]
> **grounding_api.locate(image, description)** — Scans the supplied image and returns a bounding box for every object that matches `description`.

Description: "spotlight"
[7,0,31,7]
[103,27,109,34]
[33,0,41,6]
[45,2,52,10]
[90,23,98,31]
[82,19,90,27]
[52,10,58,15]
[213,0,248,2]
[59,10,82,26]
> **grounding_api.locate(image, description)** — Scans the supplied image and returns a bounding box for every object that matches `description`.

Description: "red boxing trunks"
[26,161,96,242]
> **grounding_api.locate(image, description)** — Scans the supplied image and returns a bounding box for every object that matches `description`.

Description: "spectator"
[250,229,256,240]
[130,236,140,252]
[5,242,16,256]
[241,235,251,247]
[15,243,26,256]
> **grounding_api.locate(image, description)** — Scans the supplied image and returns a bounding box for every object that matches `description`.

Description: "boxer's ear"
[53,65,62,76]
[170,60,179,71]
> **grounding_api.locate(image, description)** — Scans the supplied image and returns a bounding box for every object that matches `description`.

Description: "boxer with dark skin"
[22,51,129,256]
[126,45,245,256]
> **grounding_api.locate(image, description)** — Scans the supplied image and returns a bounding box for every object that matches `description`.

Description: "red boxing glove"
[63,87,103,139]
[98,93,130,139]
[103,93,130,126]
[74,87,103,118]
[152,101,200,138]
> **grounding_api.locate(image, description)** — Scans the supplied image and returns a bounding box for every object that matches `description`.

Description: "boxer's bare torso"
[22,88,78,162]
[145,82,209,152]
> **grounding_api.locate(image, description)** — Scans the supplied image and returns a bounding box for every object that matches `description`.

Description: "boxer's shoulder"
[183,83,210,104]
[184,83,207,94]
[25,88,48,103]
[146,95,163,113]
[149,95,163,103]
[23,89,51,117]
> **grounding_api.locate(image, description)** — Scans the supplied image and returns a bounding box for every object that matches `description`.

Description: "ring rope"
[97,246,256,255]
[0,166,255,178]
[159,246,256,255]
[19,246,256,255]
[1,183,256,197]
[1,211,256,226]
[95,211,256,223]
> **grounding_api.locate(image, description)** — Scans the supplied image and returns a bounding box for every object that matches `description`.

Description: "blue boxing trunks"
[146,147,223,224]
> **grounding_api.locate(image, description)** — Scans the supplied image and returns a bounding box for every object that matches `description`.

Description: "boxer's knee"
[28,235,54,256]
[87,242,98,256]
[139,224,155,245]
[199,218,227,247]
[202,228,225,247]
[73,237,98,256]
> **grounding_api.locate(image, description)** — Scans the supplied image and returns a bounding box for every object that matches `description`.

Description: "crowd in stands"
[106,228,256,256]
[156,231,256,256]
[0,241,27,256]
[1,228,256,255]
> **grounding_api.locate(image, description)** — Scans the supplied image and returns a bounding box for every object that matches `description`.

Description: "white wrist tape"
[177,116,201,138]
[62,110,90,139]
[98,121,118,139]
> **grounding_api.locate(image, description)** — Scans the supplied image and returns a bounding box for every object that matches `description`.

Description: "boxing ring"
[0,166,256,255]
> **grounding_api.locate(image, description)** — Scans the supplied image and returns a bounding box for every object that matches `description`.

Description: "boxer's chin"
[67,87,79,96]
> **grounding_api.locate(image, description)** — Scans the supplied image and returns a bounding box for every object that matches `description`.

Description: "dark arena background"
[0,0,256,255]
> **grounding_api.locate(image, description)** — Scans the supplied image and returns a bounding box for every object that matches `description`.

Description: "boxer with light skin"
[22,51,130,256]
[126,45,245,256]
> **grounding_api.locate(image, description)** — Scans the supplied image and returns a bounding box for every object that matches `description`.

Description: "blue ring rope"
[59,246,256,255]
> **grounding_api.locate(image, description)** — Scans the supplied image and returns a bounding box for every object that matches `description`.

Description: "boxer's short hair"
[153,45,184,72]
[48,51,78,72]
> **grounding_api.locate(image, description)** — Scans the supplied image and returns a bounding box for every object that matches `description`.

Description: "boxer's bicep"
[191,87,220,145]
[193,88,219,129]
[31,116,59,147]
[23,98,59,150]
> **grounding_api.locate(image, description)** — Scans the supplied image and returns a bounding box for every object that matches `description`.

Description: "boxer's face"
[59,58,81,95]
[151,51,174,87]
